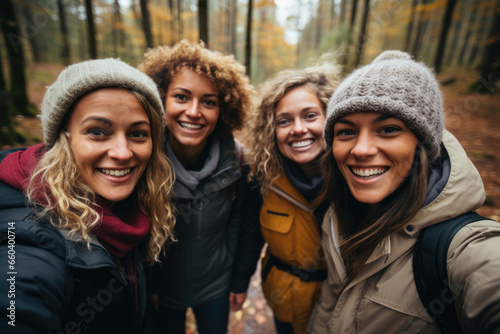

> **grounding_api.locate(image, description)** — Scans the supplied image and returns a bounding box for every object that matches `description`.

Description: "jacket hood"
[408,130,486,235]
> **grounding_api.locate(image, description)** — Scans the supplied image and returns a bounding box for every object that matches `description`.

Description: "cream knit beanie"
[323,50,443,162]
[41,58,165,146]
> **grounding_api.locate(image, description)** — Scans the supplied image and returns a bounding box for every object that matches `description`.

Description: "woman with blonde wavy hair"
[229,60,340,334]
[140,40,253,334]
[0,58,175,334]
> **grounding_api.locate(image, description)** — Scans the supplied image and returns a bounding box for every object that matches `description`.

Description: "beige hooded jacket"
[308,131,500,334]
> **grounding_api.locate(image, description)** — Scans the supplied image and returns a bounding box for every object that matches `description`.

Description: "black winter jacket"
[155,137,243,309]
[0,150,148,334]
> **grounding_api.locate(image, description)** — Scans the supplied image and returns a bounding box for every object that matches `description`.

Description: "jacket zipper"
[187,202,192,307]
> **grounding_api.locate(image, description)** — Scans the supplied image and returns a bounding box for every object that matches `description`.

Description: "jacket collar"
[406,130,486,235]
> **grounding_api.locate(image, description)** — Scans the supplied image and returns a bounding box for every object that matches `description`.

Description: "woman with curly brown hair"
[140,40,254,334]
[229,61,340,334]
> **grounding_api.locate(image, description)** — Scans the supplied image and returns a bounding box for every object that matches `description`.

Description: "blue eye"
[305,112,318,120]
[277,119,290,127]
[87,128,106,137]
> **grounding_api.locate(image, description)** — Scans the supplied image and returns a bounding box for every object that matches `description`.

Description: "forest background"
[0,0,499,332]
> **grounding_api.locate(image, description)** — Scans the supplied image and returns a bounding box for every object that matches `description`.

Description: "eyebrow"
[172,87,217,98]
[276,106,321,118]
[130,120,150,127]
[81,117,150,127]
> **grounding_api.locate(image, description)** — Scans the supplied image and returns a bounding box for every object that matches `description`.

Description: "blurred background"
[0,0,499,332]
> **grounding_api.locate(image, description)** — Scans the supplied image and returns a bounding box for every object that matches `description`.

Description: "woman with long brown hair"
[309,50,500,333]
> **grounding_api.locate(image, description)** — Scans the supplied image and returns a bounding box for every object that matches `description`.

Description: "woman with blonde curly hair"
[139,40,253,333]
[0,58,176,334]
[229,61,340,334]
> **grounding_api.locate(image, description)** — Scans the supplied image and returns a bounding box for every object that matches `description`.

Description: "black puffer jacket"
[155,136,243,309]
[0,150,148,334]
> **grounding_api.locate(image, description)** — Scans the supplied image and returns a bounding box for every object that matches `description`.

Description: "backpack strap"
[413,211,492,334]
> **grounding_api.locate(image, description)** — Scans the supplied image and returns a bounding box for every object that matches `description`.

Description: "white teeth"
[180,122,203,129]
[351,167,387,178]
[101,168,131,176]
[291,140,314,148]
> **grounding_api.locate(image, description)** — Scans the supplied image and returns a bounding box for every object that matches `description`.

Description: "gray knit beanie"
[323,50,443,162]
[41,58,165,146]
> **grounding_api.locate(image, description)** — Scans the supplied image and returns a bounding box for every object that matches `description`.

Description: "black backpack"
[413,211,492,334]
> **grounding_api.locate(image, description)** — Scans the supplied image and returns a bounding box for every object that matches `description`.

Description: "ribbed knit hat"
[323,50,443,162]
[41,58,165,146]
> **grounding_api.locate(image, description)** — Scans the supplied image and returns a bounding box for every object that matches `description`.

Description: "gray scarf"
[165,138,220,199]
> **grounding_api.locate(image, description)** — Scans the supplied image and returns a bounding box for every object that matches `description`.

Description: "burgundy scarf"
[0,144,151,258]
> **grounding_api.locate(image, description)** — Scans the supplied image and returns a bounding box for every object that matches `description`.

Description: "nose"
[351,132,377,159]
[108,135,133,161]
[291,119,308,135]
[185,100,201,118]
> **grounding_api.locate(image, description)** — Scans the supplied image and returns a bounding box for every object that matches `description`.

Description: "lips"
[350,167,388,178]
[291,139,314,148]
[98,168,132,177]
[179,121,203,130]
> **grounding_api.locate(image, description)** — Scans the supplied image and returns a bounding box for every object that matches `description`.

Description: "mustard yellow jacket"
[260,171,327,334]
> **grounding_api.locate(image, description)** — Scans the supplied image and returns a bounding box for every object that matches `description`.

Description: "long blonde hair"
[27,90,176,264]
[246,61,341,193]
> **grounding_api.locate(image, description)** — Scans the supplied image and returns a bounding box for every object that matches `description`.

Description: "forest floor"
[2,63,500,333]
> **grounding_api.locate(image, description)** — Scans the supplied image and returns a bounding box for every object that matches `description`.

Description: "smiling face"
[67,88,152,207]
[332,112,418,205]
[165,68,220,163]
[275,85,326,177]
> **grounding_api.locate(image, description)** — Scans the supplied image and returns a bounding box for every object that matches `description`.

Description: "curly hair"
[245,61,341,193]
[27,90,176,265]
[139,40,254,136]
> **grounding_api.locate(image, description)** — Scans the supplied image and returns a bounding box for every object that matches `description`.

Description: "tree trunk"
[0,42,13,145]
[476,7,500,94]
[458,0,480,65]
[404,0,419,52]
[339,0,347,26]
[0,0,36,117]
[20,5,42,63]
[445,0,462,65]
[76,0,87,61]
[245,0,253,78]
[229,0,237,55]
[85,0,98,58]
[316,0,324,49]
[198,0,208,45]
[349,0,359,29]
[411,0,429,57]
[177,0,183,41]
[354,0,370,67]
[434,0,458,73]
[57,0,71,65]
[168,0,176,44]
[140,0,154,48]
[467,0,488,66]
